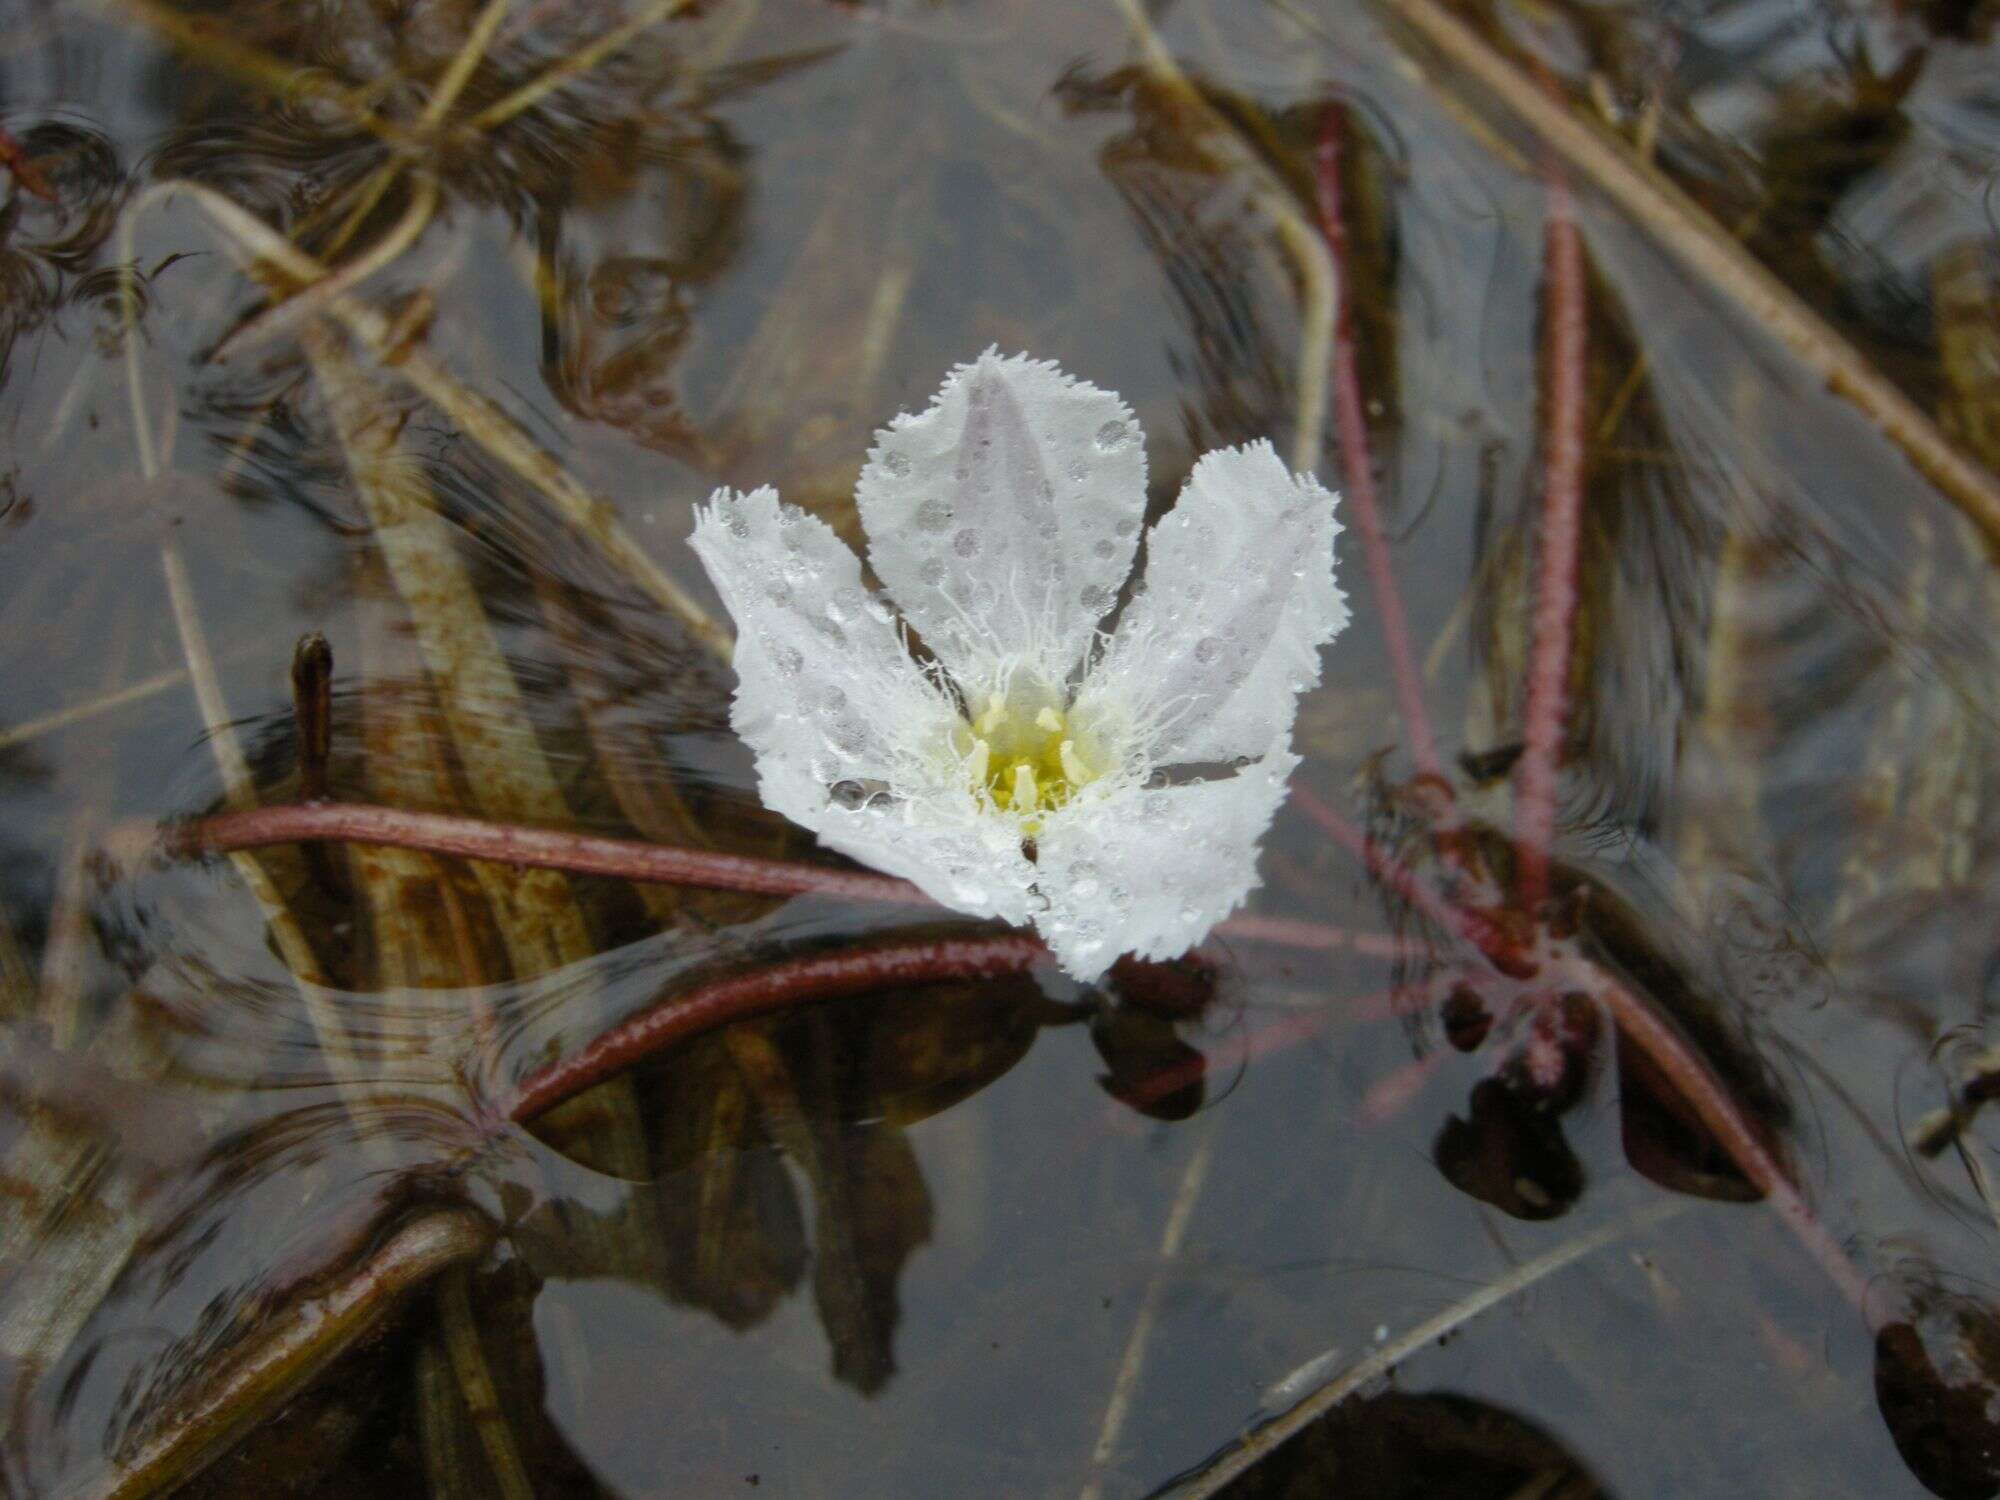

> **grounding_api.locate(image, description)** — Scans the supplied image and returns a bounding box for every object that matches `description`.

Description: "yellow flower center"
[956,693,1097,829]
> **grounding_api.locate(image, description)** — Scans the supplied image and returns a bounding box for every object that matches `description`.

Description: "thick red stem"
[176,802,922,903]
[167,801,1379,955]
[1314,104,1443,783]
[1513,172,1589,909]
[506,935,1047,1123]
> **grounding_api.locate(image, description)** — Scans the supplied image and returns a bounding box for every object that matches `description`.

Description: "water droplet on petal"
[881,450,912,478]
[1193,636,1222,665]
[1079,584,1114,614]
[1070,861,1102,900]
[726,512,750,540]
[953,528,981,559]
[915,497,952,532]
[1092,538,1116,560]
[919,559,946,587]
[1095,419,1129,449]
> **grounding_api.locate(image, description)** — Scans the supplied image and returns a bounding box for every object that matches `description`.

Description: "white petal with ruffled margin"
[690,487,1040,923]
[856,349,1147,691]
[1073,442,1347,768]
[813,787,1040,927]
[1032,744,1299,978]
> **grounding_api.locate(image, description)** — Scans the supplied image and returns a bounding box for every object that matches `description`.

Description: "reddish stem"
[1513,171,1589,909]
[166,801,1380,956]
[1359,1048,1448,1124]
[1210,911,1409,959]
[505,935,1047,1124]
[1314,104,1443,783]
[1577,961,1876,1318]
[175,802,935,904]
[1290,783,1483,952]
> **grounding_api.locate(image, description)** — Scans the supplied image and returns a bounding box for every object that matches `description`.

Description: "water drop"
[726,512,750,540]
[1070,861,1102,900]
[1079,584,1113,614]
[915,497,952,532]
[881,450,912,478]
[769,642,803,677]
[919,559,946,587]
[953,528,981,559]
[1094,419,1129,449]
[1067,459,1089,483]
[1092,538,1116,560]
[1193,636,1222,665]
[1114,518,1138,538]
[828,779,870,808]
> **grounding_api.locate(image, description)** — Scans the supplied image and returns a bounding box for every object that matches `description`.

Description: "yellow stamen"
[952,691,1094,823]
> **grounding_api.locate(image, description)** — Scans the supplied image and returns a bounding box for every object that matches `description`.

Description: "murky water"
[4,0,2000,1494]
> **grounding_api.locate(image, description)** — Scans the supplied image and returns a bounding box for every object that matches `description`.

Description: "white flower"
[688,350,1347,981]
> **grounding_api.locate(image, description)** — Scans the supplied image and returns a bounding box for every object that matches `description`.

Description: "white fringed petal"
[690,488,1040,925]
[1074,442,1347,767]
[813,789,1040,927]
[1033,745,1298,981]
[855,349,1147,691]
[690,360,1347,982]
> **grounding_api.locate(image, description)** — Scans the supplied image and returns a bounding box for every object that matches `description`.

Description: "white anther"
[1035,707,1063,733]
[966,738,991,787]
[977,694,1006,736]
[1059,739,1092,786]
[1012,762,1037,808]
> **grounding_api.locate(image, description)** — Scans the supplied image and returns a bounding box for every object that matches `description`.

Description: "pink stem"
[1513,171,1589,909]
[175,801,925,904]
[1577,961,1877,1319]
[1211,911,1410,959]
[1314,104,1443,783]
[167,801,1376,956]
[1359,1048,1449,1124]
[505,935,1047,1123]
[1290,783,1481,949]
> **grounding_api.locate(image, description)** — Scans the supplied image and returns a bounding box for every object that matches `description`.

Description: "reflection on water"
[2,0,2000,1494]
